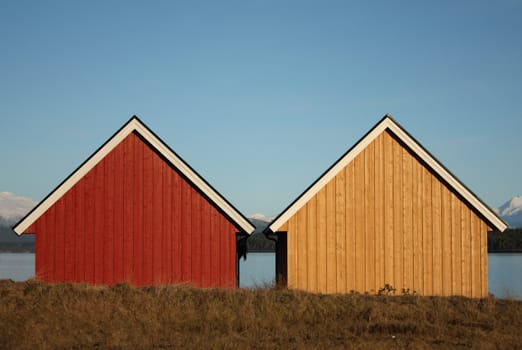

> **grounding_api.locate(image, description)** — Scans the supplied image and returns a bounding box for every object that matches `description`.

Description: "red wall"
[24,132,239,287]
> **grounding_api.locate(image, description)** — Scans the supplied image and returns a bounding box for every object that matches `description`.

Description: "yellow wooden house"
[264,115,507,297]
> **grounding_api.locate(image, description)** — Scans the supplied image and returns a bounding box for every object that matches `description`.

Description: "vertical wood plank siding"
[27,132,238,287]
[283,130,490,297]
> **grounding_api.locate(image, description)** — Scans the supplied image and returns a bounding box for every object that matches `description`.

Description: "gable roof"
[13,116,255,235]
[266,114,507,233]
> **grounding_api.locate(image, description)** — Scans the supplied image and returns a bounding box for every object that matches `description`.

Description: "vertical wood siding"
[283,130,490,297]
[27,132,238,287]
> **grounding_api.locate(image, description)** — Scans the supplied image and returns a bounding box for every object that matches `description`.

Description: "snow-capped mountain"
[0,192,36,226]
[248,213,273,223]
[248,214,274,234]
[0,192,36,243]
[495,196,522,228]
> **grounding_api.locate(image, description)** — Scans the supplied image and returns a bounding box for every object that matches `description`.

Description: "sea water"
[1,252,520,299]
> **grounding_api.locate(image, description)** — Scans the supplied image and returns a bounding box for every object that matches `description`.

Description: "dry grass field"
[1,279,521,349]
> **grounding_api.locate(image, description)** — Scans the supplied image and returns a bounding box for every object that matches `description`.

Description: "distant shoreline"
[0,242,35,253]
[488,250,522,254]
[1,228,520,254]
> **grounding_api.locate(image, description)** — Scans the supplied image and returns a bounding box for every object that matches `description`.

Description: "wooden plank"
[84,170,95,283]
[393,137,403,292]
[316,187,327,293]
[345,163,356,293]
[220,219,230,288]
[480,221,489,297]
[432,177,442,295]
[143,143,154,286]
[461,204,471,297]
[209,207,219,286]
[50,205,58,282]
[150,153,163,284]
[133,136,144,286]
[326,180,336,293]
[451,192,462,295]
[222,217,231,288]
[441,186,452,296]
[113,139,125,284]
[152,154,163,284]
[383,132,394,287]
[228,223,236,288]
[181,181,192,283]
[228,222,236,288]
[52,203,59,282]
[402,147,413,293]
[159,155,167,284]
[230,224,236,288]
[163,165,172,284]
[120,136,131,283]
[162,163,171,284]
[172,171,181,283]
[94,162,104,285]
[216,215,224,286]
[354,152,365,292]
[296,205,308,290]
[374,134,385,292]
[54,197,65,282]
[75,177,85,282]
[191,189,202,286]
[480,220,488,297]
[307,197,317,292]
[412,155,423,295]
[471,213,481,298]
[162,161,171,285]
[226,219,233,288]
[219,213,228,288]
[365,143,376,293]
[64,187,75,282]
[200,196,211,287]
[50,202,61,281]
[104,151,114,284]
[335,167,346,293]
[296,204,307,290]
[422,167,432,295]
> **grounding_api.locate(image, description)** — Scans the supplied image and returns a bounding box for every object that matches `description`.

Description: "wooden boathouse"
[264,115,506,297]
[13,116,255,287]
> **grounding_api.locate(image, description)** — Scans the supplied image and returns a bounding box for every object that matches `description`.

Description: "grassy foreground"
[1,280,521,349]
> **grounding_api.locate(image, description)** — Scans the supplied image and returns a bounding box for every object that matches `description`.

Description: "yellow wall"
[278,130,490,297]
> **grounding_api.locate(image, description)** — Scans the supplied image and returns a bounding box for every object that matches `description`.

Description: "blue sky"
[1,1,521,216]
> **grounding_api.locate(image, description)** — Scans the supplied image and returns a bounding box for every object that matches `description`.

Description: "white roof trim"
[268,115,507,233]
[14,117,255,235]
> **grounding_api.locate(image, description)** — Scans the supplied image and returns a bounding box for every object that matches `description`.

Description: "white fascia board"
[269,116,507,233]
[14,118,255,235]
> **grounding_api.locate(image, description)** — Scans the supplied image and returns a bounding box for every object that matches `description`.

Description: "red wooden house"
[13,116,255,287]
